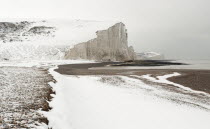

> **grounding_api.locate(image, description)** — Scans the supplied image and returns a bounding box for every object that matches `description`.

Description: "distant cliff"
[65,23,136,61]
[136,52,164,60]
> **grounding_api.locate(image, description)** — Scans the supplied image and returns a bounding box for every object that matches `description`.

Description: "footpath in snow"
[46,66,210,129]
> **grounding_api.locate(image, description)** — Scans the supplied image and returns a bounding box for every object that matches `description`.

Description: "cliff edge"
[65,22,136,61]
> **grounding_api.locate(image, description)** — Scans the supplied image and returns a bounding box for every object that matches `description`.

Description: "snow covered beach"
[0,60,91,128]
[0,60,210,129]
[45,62,210,129]
[0,66,52,128]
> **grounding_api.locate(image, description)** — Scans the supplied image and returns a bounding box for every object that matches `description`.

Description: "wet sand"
[55,62,210,94]
[169,70,210,94]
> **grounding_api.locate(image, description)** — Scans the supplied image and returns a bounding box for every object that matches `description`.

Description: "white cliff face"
[0,19,117,61]
[65,23,136,61]
[0,20,135,61]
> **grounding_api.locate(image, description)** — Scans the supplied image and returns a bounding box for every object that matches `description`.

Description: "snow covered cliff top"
[0,19,117,61]
[0,19,117,45]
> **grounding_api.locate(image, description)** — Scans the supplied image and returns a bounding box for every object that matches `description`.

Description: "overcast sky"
[1,0,210,59]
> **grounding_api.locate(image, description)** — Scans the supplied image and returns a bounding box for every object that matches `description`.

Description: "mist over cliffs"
[65,23,136,61]
[0,20,136,61]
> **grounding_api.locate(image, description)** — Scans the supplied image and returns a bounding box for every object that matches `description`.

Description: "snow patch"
[0,43,70,61]
[0,60,94,67]
[135,72,210,95]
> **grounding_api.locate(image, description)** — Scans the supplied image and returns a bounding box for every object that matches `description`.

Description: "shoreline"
[55,62,210,94]
[48,62,210,129]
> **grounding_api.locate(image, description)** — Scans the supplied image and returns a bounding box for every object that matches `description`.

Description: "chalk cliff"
[0,19,119,61]
[65,23,135,61]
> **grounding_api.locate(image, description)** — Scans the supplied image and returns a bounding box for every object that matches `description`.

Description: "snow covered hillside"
[0,43,69,61]
[0,19,116,61]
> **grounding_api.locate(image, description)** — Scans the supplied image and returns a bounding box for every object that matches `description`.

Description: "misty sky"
[1,0,210,59]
